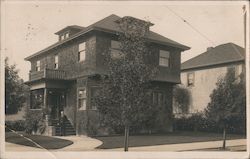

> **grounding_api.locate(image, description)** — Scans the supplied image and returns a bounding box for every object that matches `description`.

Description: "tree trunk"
[124,125,129,152]
[222,127,227,150]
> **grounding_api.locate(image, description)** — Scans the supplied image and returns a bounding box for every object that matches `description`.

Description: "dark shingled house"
[25,14,190,136]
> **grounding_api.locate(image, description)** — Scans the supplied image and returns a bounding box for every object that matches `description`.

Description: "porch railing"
[29,68,67,81]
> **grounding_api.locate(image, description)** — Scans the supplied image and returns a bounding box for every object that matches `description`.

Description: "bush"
[5,120,26,132]
[174,112,245,134]
[24,109,46,134]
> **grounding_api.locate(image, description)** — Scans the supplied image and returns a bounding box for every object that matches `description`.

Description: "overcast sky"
[2,1,246,81]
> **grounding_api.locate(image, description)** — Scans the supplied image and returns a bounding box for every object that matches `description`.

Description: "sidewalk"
[5,137,246,152]
[106,139,246,151]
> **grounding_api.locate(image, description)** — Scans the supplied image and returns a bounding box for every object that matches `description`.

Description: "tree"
[205,67,246,149]
[94,17,158,151]
[173,85,191,114]
[5,57,27,114]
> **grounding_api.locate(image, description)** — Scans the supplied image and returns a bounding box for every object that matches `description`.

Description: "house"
[173,43,245,116]
[24,14,190,136]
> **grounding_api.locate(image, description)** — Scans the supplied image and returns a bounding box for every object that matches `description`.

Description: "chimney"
[207,47,214,51]
[116,16,154,36]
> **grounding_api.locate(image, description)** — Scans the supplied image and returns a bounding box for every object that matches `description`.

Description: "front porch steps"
[51,117,76,136]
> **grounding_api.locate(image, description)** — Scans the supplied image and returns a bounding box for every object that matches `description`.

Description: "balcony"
[29,68,67,81]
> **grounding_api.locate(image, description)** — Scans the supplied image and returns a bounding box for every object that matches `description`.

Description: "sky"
[2,1,246,81]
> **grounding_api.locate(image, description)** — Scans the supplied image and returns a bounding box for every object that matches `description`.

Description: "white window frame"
[78,88,87,110]
[78,42,86,62]
[54,55,59,69]
[187,72,195,87]
[159,50,170,67]
[36,60,41,71]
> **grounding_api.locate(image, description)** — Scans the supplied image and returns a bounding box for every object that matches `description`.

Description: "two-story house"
[174,43,245,116]
[25,14,190,136]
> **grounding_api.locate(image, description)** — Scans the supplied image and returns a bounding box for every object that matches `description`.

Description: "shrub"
[5,120,26,132]
[24,109,46,134]
[174,112,244,134]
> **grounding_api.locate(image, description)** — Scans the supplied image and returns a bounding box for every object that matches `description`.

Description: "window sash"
[54,56,59,69]
[79,42,86,52]
[187,73,194,86]
[78,51,86,62]
[78,89,87,110]
[36,61,41,71]
[159,50,170,67]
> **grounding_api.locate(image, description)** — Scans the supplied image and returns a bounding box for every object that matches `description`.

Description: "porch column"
[44,88,48,109]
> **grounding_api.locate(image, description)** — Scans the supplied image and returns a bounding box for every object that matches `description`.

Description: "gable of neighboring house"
[174,43,245,115]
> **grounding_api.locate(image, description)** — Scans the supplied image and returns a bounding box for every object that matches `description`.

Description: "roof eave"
[181,59,245,71]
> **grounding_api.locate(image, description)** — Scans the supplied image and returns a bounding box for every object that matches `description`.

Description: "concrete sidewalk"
[106,139,246,151]
[5,136,246,152]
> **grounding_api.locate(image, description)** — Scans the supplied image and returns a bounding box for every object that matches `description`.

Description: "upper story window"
[187,72,194,87]
[36,60,41,71]
[78,88,87,110]
[54,55,59,69]
[159,50,170,67]
[110,40,123,59]
[78,42,86,62]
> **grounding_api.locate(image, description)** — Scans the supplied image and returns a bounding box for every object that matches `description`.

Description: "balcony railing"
[29,68,67,81]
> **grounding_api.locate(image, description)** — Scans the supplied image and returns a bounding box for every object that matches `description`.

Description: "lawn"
[5,132,73,149]
[94,131,245,149]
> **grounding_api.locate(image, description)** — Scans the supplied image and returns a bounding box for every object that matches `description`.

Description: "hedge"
[5,120,26,132]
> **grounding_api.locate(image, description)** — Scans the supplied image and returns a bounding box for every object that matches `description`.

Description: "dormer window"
[78,42,86,62]
[54,55,59,69]
[59,32,70,41]
[36,60,40,71]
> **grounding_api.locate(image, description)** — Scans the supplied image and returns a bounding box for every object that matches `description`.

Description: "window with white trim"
[159,50,170,67]
[78,88,87,110]
[36,60,40,71]
[78,42,86,62]
[187,72,194,86]
[54,55,59,69]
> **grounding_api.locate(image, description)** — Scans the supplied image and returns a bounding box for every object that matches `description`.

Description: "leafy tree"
[94,17,158,151]
[173,85,191,114]
[5,57,27,114]
[205,67,246,149]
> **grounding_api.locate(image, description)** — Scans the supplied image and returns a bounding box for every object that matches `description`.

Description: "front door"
[48,90,65,120]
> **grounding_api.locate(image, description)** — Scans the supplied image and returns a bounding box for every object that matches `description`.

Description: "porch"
[28,79,76,136]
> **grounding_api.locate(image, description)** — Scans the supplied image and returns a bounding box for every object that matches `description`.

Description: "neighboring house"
[25,14,190,136]
[174,43,245,116]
